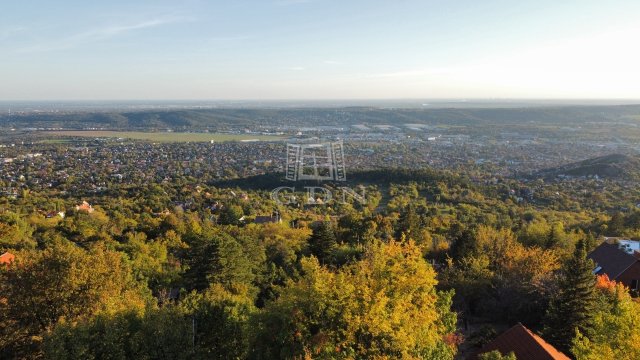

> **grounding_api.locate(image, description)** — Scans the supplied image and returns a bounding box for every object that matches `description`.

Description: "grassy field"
[42,131,286,143]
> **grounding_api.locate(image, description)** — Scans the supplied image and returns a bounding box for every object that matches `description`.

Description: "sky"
[1,0,640,100]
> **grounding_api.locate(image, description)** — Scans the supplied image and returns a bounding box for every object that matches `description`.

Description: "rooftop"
[589,242,638,279]
[471,323,570,360]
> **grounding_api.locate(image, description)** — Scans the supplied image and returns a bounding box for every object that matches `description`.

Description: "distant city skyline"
[2,0,640,100]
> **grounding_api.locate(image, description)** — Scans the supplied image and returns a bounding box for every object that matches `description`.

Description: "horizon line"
[2,98,640,103]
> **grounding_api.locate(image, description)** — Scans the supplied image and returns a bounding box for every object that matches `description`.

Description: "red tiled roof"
[471,323,571,360]
[588,242,638,280]
[0,252,15,267]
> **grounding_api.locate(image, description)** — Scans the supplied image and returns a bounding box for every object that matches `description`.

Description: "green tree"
[218,205,244,226]
[447,225,476,260]
[608,212,625,236]
[572,275,640,360]
[308,221,337,265]
[183,228,254,292]
[479,350,517,360]
[118,231,178,291]
[45,284,256,360]
[543,239,597,353]
[0,212,36,249]
[182,284,256,359]
[396,204,421,239]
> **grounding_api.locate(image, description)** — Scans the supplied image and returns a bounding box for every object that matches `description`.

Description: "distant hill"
[537,154,640,180]
[2,104,640,130]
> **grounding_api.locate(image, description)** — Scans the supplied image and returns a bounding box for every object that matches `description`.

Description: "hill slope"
[537,154,640,180]
[3,104,640,130]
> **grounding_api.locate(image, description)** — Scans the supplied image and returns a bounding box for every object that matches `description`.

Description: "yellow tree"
[344,240,458,359]
[0,240,150,358]
[250,240,458,359]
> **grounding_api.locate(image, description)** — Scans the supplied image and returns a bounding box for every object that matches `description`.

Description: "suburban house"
[588,239,640,290]
[45,211,65,219]
[254,211,282,225]
[75,201,95,213]
[470,323,570,360]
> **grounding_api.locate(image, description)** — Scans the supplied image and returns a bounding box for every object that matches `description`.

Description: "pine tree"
[308,221,336,264]
[183,232,222,291]
[546,225,558,248]
[543,238,597,353]
[183,230,254,291]
[218,205,244,226]
[448,225,477,261]
[396,204,420,239]
[584,231,597,253]
[609,212,625,236]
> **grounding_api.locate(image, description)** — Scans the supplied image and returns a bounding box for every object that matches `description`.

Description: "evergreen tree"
[183,231,223,291]
[546,224,559,248]
[608,212,625,236]
[218,205,244,226]
[183,229,254,292]
[448,225,477,261]
[584,231,598,253]
[396,203,421,239]
[572,275,640,360]
[308,221,337,264]
[543,239,597,353]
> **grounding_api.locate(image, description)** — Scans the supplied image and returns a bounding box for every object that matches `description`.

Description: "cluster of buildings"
[0,123,637,213]
[0,142,284,195]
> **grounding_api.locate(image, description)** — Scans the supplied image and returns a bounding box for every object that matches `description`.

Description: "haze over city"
[2,0,640,100]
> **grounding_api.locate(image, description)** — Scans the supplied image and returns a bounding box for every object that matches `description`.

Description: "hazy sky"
[2,0,640,100]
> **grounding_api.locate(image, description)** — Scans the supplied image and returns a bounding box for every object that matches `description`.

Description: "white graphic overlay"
[286,141,346,182]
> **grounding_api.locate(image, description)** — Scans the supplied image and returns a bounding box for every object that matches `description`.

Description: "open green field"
[42,131,286,143]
